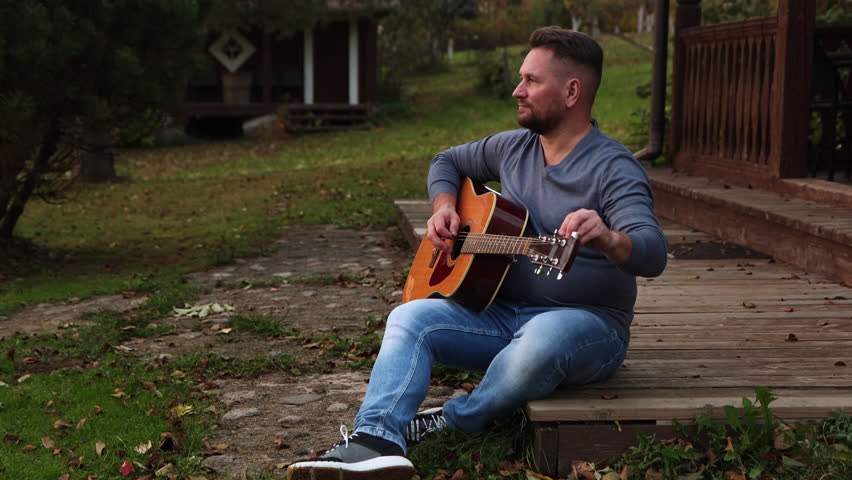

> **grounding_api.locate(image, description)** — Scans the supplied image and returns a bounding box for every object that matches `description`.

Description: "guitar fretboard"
[458,233,532,255]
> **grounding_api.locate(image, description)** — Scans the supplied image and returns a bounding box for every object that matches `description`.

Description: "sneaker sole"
[287,456,415,480]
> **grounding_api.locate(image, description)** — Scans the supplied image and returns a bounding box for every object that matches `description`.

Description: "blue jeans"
[353,299,628,452]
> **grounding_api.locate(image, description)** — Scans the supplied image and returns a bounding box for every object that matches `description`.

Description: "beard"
[517,104,562,135]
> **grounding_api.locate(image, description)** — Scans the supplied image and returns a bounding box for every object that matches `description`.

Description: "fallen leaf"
[17,374,31,383]
[134,440,152,454]
[774,425,796,450]
[155,463,173,476]
[159,432,178,451]
[171,404,193,417]
[742,302,756,309]
[644,468,663,480]
[21,444,36,453]
[524,469,554,479]
[835,361,847,366]
[724,471,745,480]
[41,437,55,449]
[786,333,798,342]
[77,417,87,429]
[450,468,467,480]
[53,419,73,429]
[571,461,595,477]
[95,441,106,457]
[724,436,735,452]
[120,460,134,476]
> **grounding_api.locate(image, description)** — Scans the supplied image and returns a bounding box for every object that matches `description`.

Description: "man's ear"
[564,77,581,108]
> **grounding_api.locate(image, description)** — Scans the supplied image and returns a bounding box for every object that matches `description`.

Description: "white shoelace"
[340,425,350,449]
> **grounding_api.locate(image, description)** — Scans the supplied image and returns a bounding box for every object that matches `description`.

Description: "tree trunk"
[0,125,61,239]
[74,127,116,182]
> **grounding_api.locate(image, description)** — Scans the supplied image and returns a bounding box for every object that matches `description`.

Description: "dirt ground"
[2,226,468,479]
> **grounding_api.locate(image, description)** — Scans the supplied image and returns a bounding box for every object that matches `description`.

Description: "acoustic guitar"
[402,177,580,311]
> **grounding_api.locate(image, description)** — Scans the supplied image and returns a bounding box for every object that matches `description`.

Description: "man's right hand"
[426,193,459,253]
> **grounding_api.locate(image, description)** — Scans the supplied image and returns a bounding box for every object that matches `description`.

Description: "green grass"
[0,353,216,479]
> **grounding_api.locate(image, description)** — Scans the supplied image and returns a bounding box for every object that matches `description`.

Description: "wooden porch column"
[304,29,314,105]
[348,19,359,105]
[670,0,701,165]
[262,33,272,104]
[769,0,815,178]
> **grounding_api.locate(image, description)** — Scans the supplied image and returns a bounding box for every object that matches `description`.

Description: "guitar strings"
[454,232,567,246]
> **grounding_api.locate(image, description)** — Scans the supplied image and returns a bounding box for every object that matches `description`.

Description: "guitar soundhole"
[450,225,470,261]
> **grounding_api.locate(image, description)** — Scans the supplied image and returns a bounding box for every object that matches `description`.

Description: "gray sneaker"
[287,426,415,480]
[406,407,447,444]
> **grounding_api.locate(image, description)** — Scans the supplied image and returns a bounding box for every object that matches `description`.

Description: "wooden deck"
[393,197,852,478]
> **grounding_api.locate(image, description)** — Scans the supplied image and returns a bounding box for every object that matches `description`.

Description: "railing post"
[671,0,702,168]
[769,0,815,178]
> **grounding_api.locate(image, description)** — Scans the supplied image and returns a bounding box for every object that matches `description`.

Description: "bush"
[476,50,522,99]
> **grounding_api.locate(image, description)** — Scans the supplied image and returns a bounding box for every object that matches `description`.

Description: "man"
[287,26,667,480]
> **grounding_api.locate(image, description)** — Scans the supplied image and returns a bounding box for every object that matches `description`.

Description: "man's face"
[512,47,566,135]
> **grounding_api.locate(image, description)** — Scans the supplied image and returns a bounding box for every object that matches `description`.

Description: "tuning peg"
[571,231,580,239]
[534,265,543,275]
[556,272,563,280]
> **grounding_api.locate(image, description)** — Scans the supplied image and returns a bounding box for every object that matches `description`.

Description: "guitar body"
[403,178,529,311]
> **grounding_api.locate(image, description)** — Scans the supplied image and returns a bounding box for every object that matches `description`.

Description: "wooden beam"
[262,32,272,104]
[348,19,359,105]
[769,0,815,178]
[670,0,702,167]
[304,29,315,105]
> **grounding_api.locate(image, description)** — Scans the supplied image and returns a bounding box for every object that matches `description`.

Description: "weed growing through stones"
[228,313,291,337]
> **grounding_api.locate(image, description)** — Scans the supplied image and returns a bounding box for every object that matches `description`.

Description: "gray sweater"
[427,123,667,342]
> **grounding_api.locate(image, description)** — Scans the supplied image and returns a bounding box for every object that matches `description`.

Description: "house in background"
[179,3,391,133]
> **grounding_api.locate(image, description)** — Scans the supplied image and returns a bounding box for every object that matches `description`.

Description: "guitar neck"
[459,233,531,256]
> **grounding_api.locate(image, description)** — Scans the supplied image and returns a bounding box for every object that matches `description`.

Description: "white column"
[303,29,314,105]
[348,19,359,105]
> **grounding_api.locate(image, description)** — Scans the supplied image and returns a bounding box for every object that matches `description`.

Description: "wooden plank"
[526,388,852,422]
[532,424,559,477]
[556,423,683,477]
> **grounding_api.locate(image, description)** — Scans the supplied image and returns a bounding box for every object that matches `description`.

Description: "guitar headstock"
[526,231,580,280]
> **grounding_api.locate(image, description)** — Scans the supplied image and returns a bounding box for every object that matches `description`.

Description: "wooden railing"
[675,17,779,182]
[670,1,815,187]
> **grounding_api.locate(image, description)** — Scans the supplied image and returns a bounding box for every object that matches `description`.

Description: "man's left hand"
[558,209,632,264]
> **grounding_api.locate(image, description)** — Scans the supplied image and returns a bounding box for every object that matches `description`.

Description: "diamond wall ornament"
[209,30,256,72]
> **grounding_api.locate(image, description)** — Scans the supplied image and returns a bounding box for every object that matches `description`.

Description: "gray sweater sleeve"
[427,132,514,202]
[598,153,668,278]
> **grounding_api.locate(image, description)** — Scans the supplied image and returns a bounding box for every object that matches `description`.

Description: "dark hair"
[529,26,603,98]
